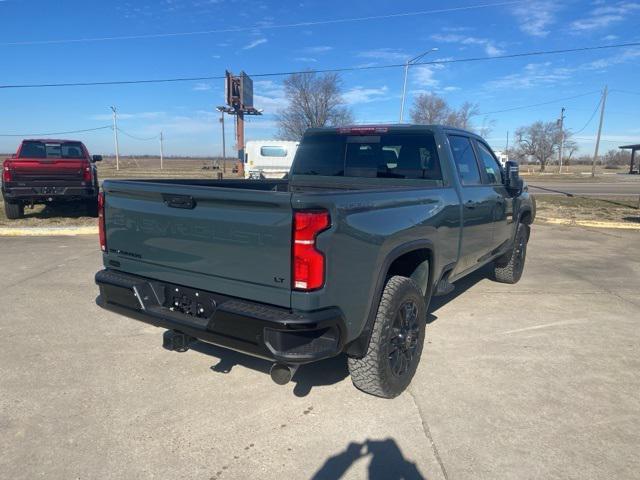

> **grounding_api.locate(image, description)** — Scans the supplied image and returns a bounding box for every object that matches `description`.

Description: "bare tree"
[410,93,481,132]
[515,121,562,172]
[276,72,353,140]
[410,94,450,124]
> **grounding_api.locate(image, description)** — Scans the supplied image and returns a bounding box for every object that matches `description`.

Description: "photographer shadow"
[311,439,424,480]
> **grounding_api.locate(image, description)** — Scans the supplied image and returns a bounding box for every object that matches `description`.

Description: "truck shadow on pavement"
[190,342,349,397]
[191,264,493,397]
[311,439,424,479]
[17,203,95,220]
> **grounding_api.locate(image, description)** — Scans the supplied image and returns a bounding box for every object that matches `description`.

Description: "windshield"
[19,141,85,159]
[291,132,442,180]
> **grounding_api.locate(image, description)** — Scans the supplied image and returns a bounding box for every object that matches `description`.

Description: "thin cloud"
[357,48,407,62]
[293,56,318,62]
[431,33,504,56]
[193,82,212,91]
[512,1,559,37]
[342,86,389,105]
[242,38,267,50]
[571,2,640,31]
[302,45,332,53]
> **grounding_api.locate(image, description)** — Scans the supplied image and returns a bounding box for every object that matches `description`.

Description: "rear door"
[103,180,293,307]
[447,135,496,273]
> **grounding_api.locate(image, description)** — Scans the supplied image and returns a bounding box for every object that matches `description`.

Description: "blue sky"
[0,0,639,157]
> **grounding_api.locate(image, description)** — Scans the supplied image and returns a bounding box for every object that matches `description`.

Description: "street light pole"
[399,47,438,123]
[159,131,164,170]
[558,107,565,174]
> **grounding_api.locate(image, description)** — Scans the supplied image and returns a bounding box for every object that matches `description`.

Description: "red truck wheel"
[4,201,24,220]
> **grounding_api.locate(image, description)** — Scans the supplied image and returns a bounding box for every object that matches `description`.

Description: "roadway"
[1,225,639,479]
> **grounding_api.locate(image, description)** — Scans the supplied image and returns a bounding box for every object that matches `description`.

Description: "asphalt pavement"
[1,225,639,479]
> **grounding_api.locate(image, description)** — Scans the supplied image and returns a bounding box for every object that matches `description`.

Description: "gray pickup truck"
[95,125,535,398]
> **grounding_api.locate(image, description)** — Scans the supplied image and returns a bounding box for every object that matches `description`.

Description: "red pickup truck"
[2,139,102,219]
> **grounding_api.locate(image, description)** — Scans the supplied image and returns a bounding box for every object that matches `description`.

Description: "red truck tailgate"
[10,158,86,182]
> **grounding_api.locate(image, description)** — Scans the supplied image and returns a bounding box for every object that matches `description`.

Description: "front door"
[474,139,514,253]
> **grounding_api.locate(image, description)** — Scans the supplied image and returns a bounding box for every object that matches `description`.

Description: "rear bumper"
[2,184,97,202]
[95,269,346,364]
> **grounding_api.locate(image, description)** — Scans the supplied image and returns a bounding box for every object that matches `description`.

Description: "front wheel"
[493,223,529,284]
[348,276,426,398]
[4,201,24,220]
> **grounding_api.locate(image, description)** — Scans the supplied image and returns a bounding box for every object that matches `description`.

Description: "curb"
[0,226,98,236]
[538,217,640,230]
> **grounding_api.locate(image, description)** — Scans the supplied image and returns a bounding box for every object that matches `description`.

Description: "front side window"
[448,135,481,186]
[260,146,287,157]
[475,141,503,184]
[292,132,442,181]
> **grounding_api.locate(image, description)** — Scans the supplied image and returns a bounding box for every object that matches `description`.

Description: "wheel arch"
[344,240,436,358]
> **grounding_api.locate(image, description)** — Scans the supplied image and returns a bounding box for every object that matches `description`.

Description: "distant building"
[493,150,509,167]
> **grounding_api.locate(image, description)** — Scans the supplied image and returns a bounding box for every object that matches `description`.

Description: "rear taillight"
[98,192,107,252]
[2,161,12,182]
[293,210,330,291]
[83,163,92,183]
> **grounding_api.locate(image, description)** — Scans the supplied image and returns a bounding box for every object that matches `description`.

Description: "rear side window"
[448,136,481,186]
[292,132,442,181]
[260,146,287,157]
[19,141,84,159]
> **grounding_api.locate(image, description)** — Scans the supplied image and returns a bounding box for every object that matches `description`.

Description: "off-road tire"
[348,276,426,398]
[4,201,24,220]
[493,223,529,284]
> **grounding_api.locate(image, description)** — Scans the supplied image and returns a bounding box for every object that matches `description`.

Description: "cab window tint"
[475,141,503,184]
[293,132,442,181]
[448,135,481,185]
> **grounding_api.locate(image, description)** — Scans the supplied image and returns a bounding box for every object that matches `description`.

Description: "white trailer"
[244,140,299,179]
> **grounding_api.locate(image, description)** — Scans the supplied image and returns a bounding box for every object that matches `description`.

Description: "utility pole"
[506,130,509,152]
[592,85,608,177]
[399,47,438,123]
[110,106,120,171]
[219,109,226,173]
[558,107,565,174]
[159,131,164,170]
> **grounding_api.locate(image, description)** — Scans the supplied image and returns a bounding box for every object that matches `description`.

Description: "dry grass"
[536,194,640,224]
[97,156,242,180]
[520,164,628,182]
[0,198,98,227]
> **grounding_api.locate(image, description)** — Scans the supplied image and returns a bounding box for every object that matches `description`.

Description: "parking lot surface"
[1,224,639,479]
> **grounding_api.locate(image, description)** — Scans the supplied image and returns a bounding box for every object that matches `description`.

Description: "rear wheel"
[493,223,529,284]
[4,201,24,220]
[348,276,426,398]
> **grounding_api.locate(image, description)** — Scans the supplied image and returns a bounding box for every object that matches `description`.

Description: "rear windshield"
[291,132,442,181]
[260,146,287,157]
[19,141,85,159]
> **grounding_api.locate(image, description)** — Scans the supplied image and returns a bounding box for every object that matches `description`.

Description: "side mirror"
[505,160,523,195]
[92,155,103,162]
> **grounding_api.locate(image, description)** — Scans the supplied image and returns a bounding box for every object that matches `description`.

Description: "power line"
[0,125,111,137]
[116,127,159,141]
[473,91,600,117]
[571,96,602,135]
[1,41,638,90]
[610,89,640,96]
[0,1,524,47]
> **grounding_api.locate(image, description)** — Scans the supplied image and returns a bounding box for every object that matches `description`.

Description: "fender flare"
[344,239,436,358]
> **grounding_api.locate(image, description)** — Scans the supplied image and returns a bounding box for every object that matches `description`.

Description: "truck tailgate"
[103,180,293,308]
[12,158,85,182]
